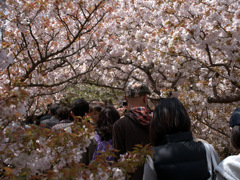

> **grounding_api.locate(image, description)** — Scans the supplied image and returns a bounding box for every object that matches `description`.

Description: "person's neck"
[127,104,146,110]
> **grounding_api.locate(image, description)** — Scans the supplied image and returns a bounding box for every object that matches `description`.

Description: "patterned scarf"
[130,106,153,125]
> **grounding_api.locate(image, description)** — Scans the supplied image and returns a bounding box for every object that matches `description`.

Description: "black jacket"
[153,131,210,180]
[112,111,151,180]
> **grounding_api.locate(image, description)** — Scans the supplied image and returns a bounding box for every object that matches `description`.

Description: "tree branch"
[208,94,240,103]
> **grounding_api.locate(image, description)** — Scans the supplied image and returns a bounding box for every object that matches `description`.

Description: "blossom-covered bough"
[0,117,152,179]
[92,0,240,155]
[1,0,240,178]
[0,0,114,119]
[0,0,152,178]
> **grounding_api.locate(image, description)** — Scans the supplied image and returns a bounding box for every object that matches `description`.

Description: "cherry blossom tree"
[1,0,240,178]
[0,0,116,119]
[87,0,240,155]
[0,0,151,178]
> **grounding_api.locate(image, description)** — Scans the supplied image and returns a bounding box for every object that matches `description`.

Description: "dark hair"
[24,114,37,125]
[150,97,191,146]
[231,125,240,151]
[122,100,128,106]
[95,106,120,141]
[89,103,102,113]
[104,99,113,107]
[229,107,240,127]
[50,104,60,116]
[71,98,89,118]
[56,106,71,121]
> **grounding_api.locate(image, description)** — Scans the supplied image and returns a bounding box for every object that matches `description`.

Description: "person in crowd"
[36,103,52,125]
[116,100,128,117]
[112,80,152,180]
[88,102,102,124]
[215,107,240,180]
[71,98,89,122]
[70,98,97,165]
[40,104,60,128]
[104,99,113,107]
[143,97,219,180]
[52,106,73,132]
[50,98,96,165]
[92,106,120,161]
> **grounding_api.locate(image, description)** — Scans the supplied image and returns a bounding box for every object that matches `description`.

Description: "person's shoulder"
[220,155,240,171]
[194,138,213,148]
[216,155,240,174]
[39,114,51,121]
[40,118,50,125]
[52,122,73,132]
[113,114,130,127]
[50,116,59,121]
[222,155,240,163]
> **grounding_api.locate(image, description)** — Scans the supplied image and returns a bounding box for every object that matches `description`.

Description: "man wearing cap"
[112,80,153,180]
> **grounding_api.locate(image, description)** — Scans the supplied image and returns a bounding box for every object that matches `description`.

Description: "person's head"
[50,104,60,116]
[150,97,191,146]
[95,106,120,141]
[71,98,89,121]
[104,99,113,107]
[89,103,102,122]
[125,80,151,108]
[56,106,71,121]
[229,107,240,151]
[117,100,128,116]
[122,100,128,107]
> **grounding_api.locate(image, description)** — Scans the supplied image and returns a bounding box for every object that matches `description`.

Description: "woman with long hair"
[143,97,219,180]
[92,105,120,161]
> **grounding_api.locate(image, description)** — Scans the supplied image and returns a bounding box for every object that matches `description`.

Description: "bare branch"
[208,94,240,103]
[28,24,43,60]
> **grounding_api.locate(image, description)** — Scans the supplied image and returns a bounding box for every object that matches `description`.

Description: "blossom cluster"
[0,121,92,178]
[1,1,240,178]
